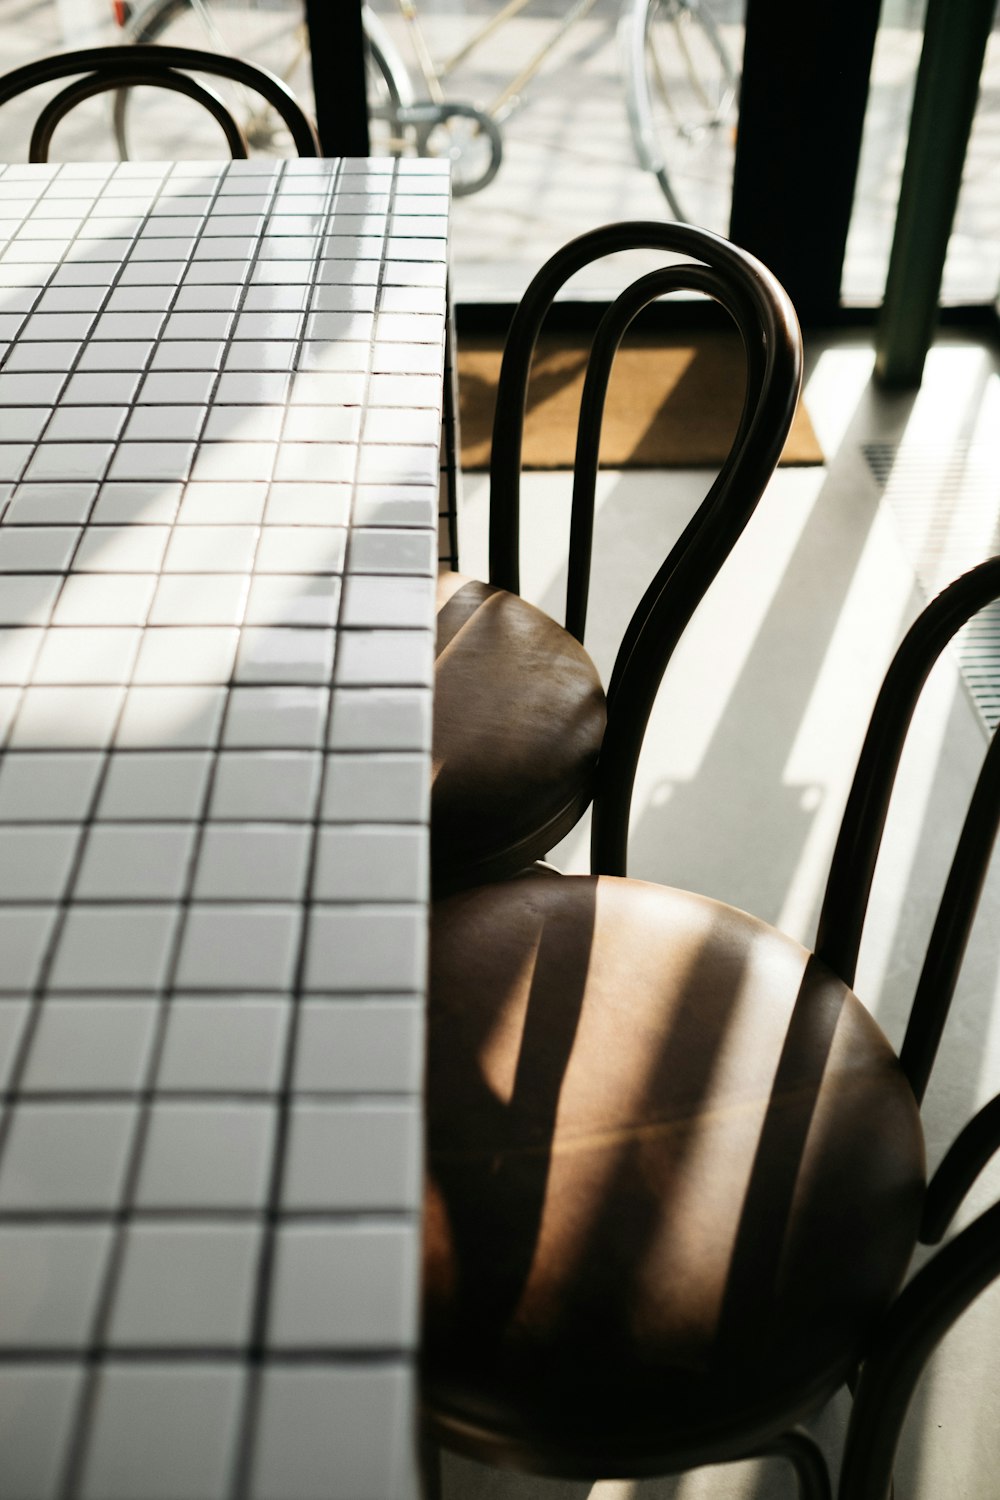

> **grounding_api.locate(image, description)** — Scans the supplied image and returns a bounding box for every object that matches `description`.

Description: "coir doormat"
[458,331,823,470]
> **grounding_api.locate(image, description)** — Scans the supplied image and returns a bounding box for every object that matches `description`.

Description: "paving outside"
[1,0,999,305]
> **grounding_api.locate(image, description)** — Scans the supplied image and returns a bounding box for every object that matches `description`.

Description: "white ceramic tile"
[0,1366,83,1500]
[348,528,436,576]
[0,525,79,572]
[328,689,432,752]
[138,370,215,405]
[0,751,103,821]
[175,905,302,990]
[370,369,443,405]
[0,1103,135,1209]
[61,370,141,404]
[109,1223,260,1347]
[223,342,296,372]
[5,344,81,375]
[72,525,170,574]
[97,749,212,819]
[77,340,154,371]
[288,370,366,405]
[91,484,182,524]
[372,342,445,375]
[193,824,311,901]
[162,525,259,574]
[281,406,362,444]
[234,627,335,685]
[123,406,206,442]
[80,1366,244,1500]
[0,1000,30,1087]
[314,826,428,902]
[0,1225,112,1347]
[295,998,423,1094]
[150,340,224,371]
[132,626,240,685]
[0,574,62,626]
[51,575,155,627]
[1,409,50,443]
[190,442,277,483]
[0,625,43,683]
[215,370,291,405]
[76,824,197,900]
[296,340,369,374]
[0,825,79,899]
[259,486,349,529]
[243,574,341,628]
[6,482,97,524]
[135,1102,275,1209]
[147,573,248,627]
[322,753,429,823]
[177,482,268,525]
[158,998,289,1092]
[0,906,58,991]
[107,442,196,483]
[202,406,284,442]
[43,408,126,443]
[0,371,65,403]
[48,905,178,990]
[363,408,441,445]
[21,999,157,1092]
[253,526,346,574]
[115,685,227,749]
[222,686,328,749]
[334,629,433,687]
[282,1101,421,1211]
[342,574,435,628]
[11,685,125,749]
[23,443,114,484]
[268,1223,419,1347]
[272,442,357,484]
[304,906,427,992]
[250,1365,417,1500]
[32,626,140,685]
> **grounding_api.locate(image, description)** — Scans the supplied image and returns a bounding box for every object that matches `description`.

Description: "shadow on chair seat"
[423,875,924,1479]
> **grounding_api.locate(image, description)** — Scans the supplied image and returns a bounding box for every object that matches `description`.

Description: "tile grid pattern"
[0,154,448,1500]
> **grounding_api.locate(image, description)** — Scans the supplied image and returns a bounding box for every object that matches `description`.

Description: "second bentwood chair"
[432,221,802,892]
[0,44,320,161]
[422,556,1000,1499]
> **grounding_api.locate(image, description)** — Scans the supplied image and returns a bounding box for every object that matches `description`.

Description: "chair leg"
[419,1434,444,1500]
[756,1428,832,1500]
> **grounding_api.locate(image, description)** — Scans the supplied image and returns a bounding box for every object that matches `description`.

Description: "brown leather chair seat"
[422,873,926,1477]
[433,571,607,891]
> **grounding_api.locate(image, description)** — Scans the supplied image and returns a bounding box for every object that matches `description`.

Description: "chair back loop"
[0,43,320,159]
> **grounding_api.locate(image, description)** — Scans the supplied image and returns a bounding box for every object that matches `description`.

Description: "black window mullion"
[729,0,882,326]
[304,0,371,156]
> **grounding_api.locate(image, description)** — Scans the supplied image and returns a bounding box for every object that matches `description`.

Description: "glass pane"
[0,0,313,163]
[367,0,746,302]
[843,0,1000,306]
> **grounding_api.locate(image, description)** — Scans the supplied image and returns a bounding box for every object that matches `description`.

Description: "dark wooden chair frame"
[423,554,1000,1500]
[0,43,320,160]
[482,221,802,878]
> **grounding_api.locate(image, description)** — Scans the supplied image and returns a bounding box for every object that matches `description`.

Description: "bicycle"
[111,0,739,216]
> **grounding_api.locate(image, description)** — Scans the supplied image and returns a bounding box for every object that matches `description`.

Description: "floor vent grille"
[863,441,1000,731]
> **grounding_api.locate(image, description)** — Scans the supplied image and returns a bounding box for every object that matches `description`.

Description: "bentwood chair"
[0,44,319,160]
[423,556,1000,1499]
[432,221,802,892]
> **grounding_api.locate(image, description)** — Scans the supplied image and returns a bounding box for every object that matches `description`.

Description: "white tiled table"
[0,153,449,1500]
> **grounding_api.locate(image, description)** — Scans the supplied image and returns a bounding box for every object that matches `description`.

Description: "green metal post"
[875,0,995,388]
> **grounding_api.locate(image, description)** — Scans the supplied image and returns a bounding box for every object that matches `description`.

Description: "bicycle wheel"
[646,0,738,140]
[115,0,416,160]
[621,0,738,214]
[115,0,311,157]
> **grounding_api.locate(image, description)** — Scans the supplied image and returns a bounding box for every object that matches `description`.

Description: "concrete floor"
[448,328,1000,1499]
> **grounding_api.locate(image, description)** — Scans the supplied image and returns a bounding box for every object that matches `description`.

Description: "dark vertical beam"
[875,0,995,388]
[729,0,881,325]
[304,0,370,155]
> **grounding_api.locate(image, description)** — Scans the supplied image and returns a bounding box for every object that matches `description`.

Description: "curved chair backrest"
[0,44,320,160]
[815,555,1000,1500]
[493,224,802,873]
